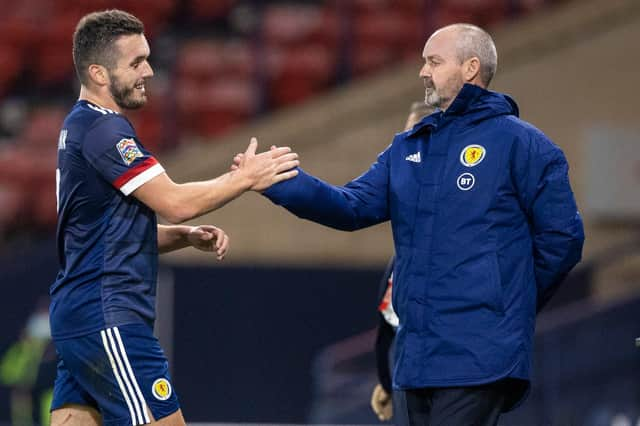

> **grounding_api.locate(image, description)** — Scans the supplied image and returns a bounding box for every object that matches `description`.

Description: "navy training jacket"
[264,84,584,407]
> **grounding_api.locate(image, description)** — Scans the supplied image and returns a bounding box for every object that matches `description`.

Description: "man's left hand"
[187,225,229,260]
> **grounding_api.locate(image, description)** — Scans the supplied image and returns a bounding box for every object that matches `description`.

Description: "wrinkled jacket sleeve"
[514,133,585,311]
[262,146,391,231]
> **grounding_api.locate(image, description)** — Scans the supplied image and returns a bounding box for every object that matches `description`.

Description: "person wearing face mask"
[255,23,585,425]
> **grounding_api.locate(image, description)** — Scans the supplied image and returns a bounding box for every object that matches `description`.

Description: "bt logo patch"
[457,173,475,191]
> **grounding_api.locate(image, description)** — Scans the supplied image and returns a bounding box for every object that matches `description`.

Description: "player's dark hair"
[73,9,144,85]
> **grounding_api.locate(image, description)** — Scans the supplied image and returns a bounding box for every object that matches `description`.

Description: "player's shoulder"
[65,102,136,148]
[65,101,132,135]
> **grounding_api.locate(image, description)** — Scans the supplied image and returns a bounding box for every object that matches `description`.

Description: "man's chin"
[119,97,147,110]
[425,95,440,109]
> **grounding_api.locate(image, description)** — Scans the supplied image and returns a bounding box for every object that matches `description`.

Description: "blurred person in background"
[370,101,433,424]
[0,298,56,426]
[50,9,298,426]
[255,23,584,425]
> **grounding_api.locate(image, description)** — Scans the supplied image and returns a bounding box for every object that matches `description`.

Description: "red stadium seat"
[21,106,67,149]
[351,9,425,76]
[0,144,56,231]
[29,173,58,230]
[177,39,254,82]
[0,146,31,185]
[33,13,77,86]
[186,0,238,22]
[351,47,396,77]
[0,14,41,49]
[52,0,113,16]
[0,181,25,232]
[266,45,336,107]
[176,78,257,138]
[219,40,255,78]
[433,0,509,28]
[113,0,177,37]
[351,0,393,12]
[263,4,324,46]
[354,10,424,48]
[0,44,23,97]
[177,39,226,83]
[128,108,168,153]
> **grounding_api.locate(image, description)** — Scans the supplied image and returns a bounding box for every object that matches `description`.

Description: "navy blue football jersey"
[50,100,165,340]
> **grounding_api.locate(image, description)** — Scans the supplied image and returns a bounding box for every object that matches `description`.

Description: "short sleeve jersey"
[50,100,165,340]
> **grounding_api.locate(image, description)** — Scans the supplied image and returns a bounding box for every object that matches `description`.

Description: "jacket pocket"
[430,252,504,327]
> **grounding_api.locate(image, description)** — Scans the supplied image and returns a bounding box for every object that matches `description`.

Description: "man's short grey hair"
[444,23,498,87]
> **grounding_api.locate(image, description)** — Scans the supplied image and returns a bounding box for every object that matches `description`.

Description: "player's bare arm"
[133,137,299,224]
[157,224,229,259]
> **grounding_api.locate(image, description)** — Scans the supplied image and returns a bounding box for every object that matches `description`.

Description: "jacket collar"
[445,83,487,116]
[406,110,441,137]
[406,84,519,138]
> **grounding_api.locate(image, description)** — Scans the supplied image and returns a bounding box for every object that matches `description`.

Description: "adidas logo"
[405,152,421,163]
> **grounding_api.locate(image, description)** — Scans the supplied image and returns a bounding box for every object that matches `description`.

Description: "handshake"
[229,137,300,192]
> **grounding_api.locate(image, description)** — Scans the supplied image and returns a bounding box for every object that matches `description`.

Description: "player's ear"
[87,64,109,87]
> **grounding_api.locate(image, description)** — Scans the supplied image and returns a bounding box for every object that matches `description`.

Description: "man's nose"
[143,62,154,78]
[419,63,430,78]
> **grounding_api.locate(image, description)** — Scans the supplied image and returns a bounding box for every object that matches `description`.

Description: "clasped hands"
[230,137,299,191]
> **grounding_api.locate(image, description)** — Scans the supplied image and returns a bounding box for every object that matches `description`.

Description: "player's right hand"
[232,137,299,192]
[370,383,393,421]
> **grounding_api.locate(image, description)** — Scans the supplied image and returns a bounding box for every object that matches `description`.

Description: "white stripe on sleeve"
[120,163,165,196]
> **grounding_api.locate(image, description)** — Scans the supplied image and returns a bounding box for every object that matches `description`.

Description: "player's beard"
[110,75,147,110]
[424,73,464,110]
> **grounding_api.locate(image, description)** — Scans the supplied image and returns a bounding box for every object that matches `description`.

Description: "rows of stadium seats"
[0,0,554,238]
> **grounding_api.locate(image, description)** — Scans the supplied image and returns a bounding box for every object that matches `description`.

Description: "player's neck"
[78,86,122,114]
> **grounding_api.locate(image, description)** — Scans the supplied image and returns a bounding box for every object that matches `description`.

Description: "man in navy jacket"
[258,23,585,425]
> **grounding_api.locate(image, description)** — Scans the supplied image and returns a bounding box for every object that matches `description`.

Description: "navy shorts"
[51,323,180,425]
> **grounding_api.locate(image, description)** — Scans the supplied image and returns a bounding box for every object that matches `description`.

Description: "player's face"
[419,29,465,110]
[108,34,154,110]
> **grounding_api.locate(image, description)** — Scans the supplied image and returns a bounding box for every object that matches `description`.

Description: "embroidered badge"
[457,173,475,191]
[460,144,485,167]
[116,138,143,166]
[152,378,172,401]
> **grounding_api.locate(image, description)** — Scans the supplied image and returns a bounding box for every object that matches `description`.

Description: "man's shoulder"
[65,101,131,135]
[493,115,555,145]
[496,116,565,160]
[63,103,135,152]
[493,114,539,135]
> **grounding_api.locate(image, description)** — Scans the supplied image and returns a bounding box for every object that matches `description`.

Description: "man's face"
[419,29,465,110]
[107,34,154,110]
